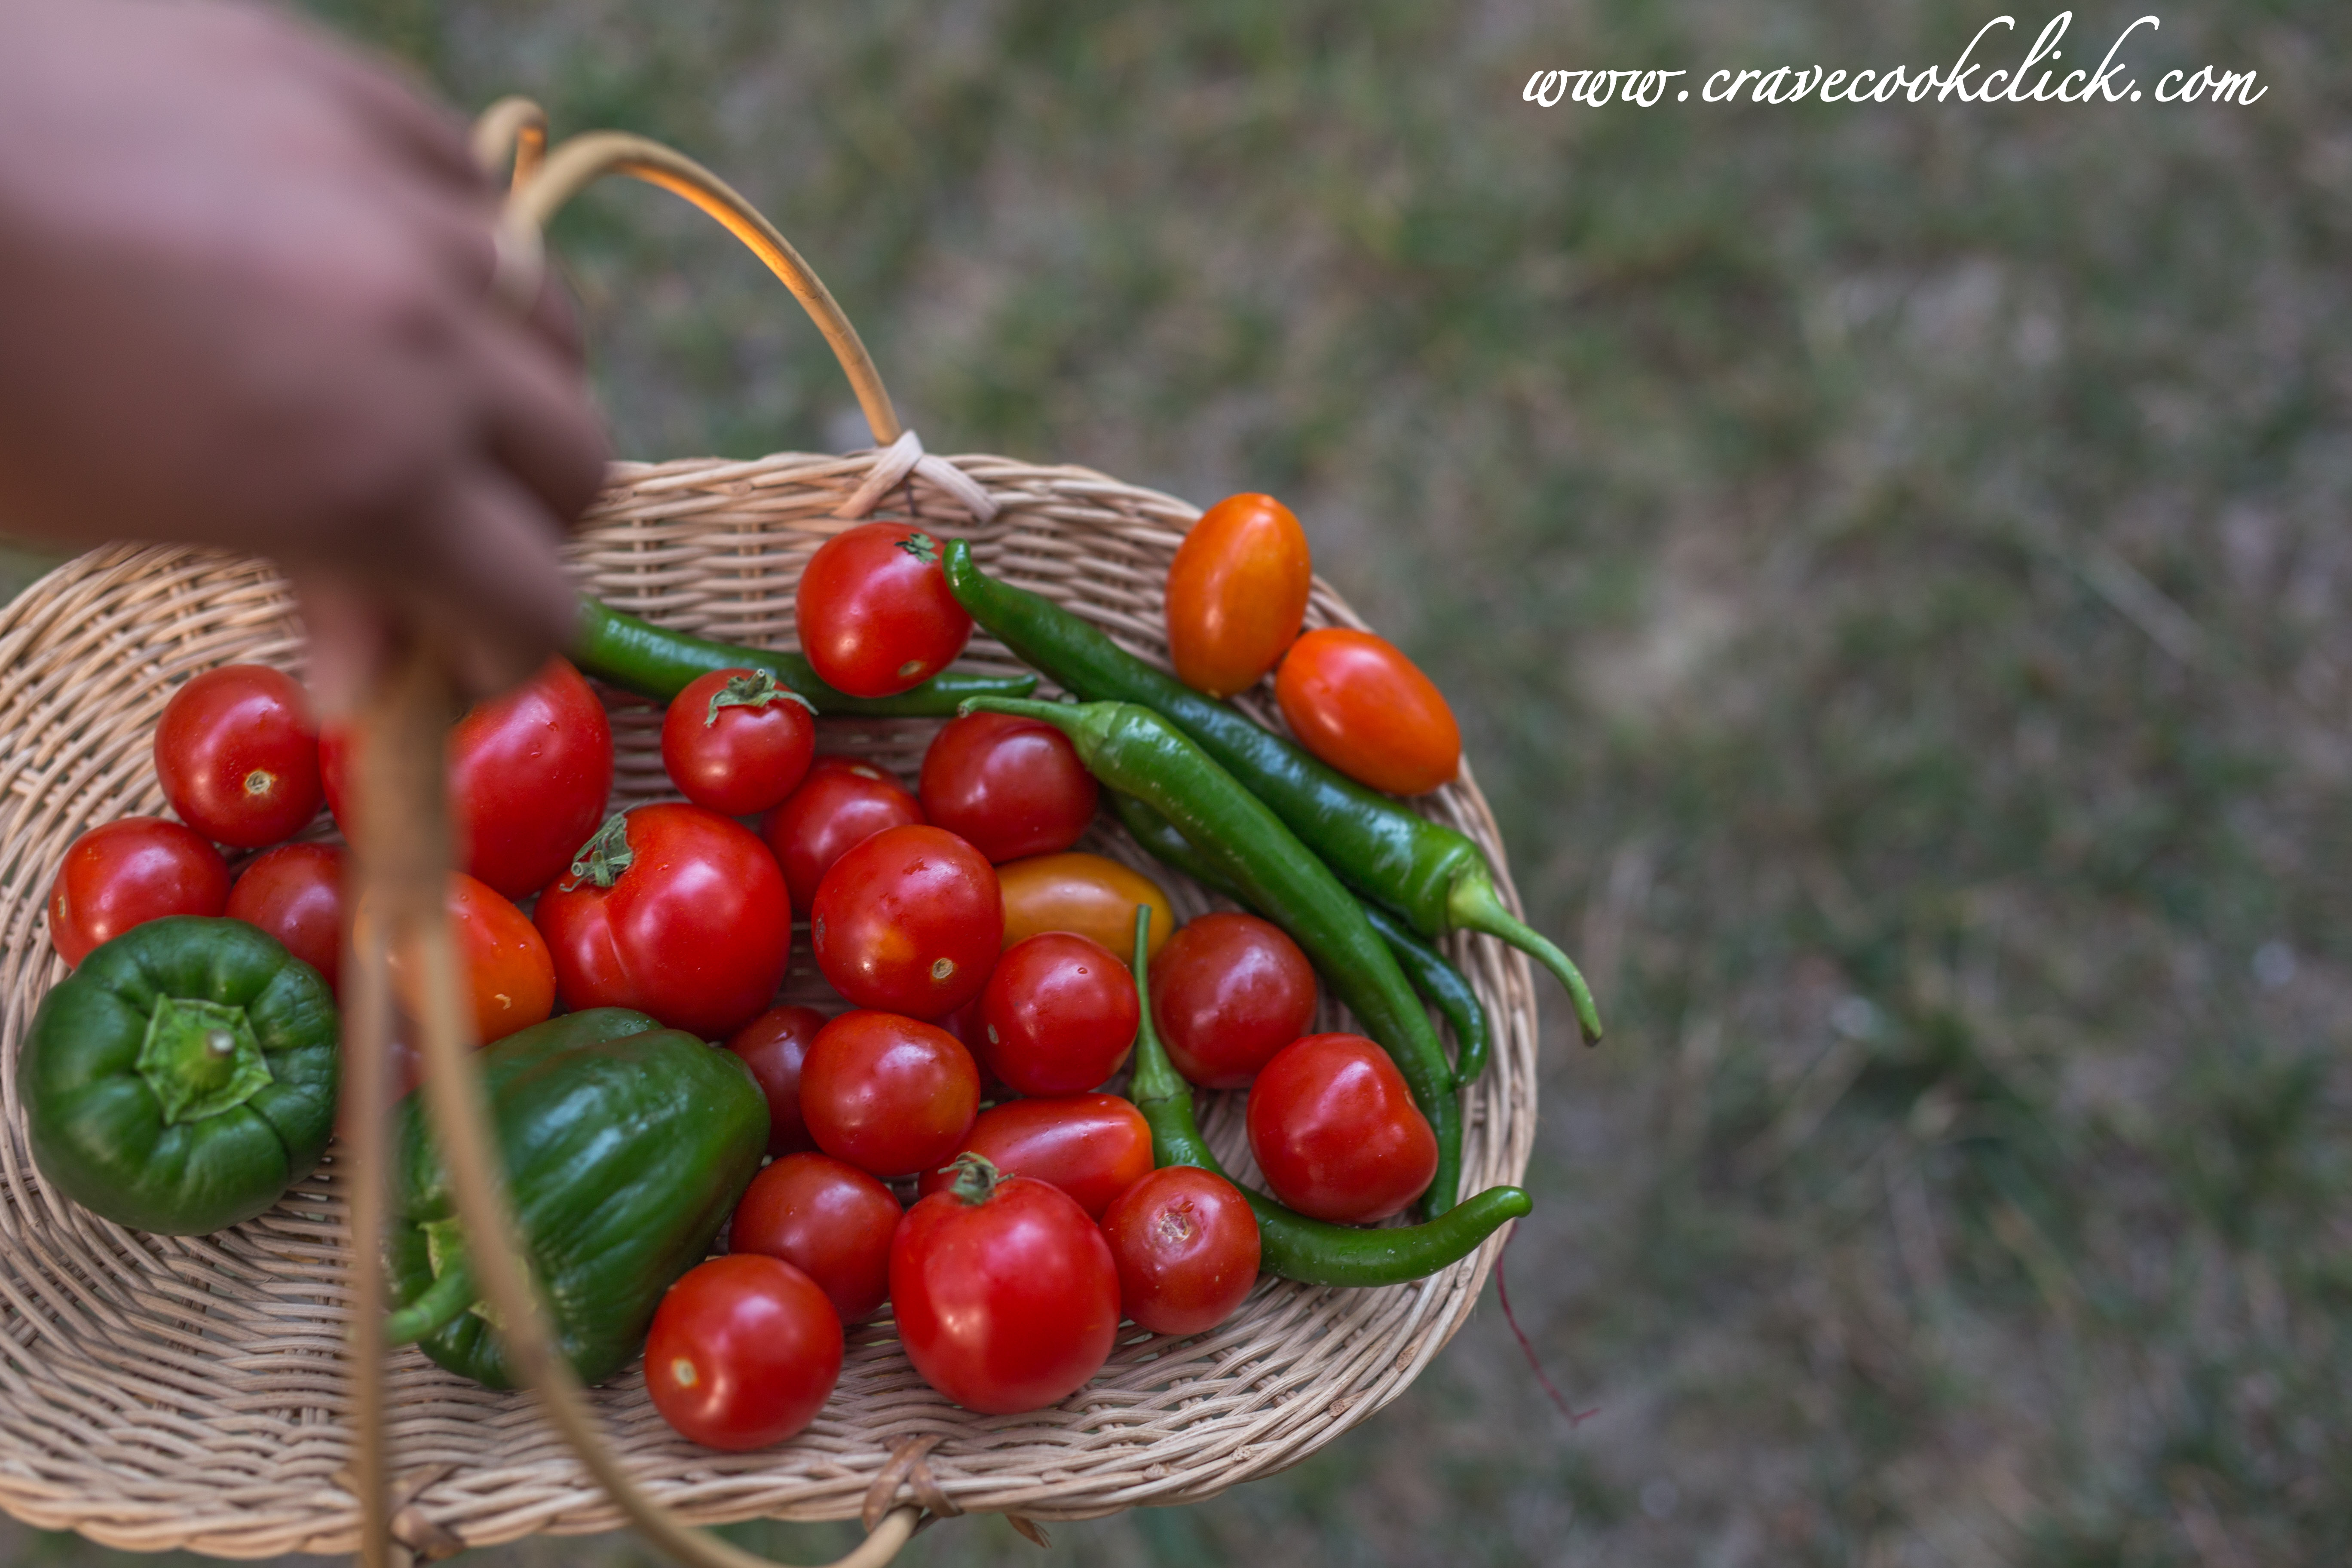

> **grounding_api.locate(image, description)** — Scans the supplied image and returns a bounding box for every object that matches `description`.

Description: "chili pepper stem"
[1446,870,1604,1045]
[383,1264,477,1347]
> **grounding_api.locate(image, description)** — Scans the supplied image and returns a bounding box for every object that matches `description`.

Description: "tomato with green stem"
[795,522,972,698]
[660,668,817,816]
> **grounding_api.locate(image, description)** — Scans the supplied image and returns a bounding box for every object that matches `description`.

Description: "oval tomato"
[724,1004,829,1157]
[645,1254,843,1451]
[380,873,554,1046]
[1101,1166,1262,1336]
[795,522,973,698]
[225,842,345,991]
[760,756,925,914]
[810,825,1000,1018]
[660,668,817,817]
[916,1095,1153,1219]
[976,933,1138,1096]
[1246,1032,1438,1224]
[47,818,230,968]
[728,1152,902,1322]
[1149,912,1319,1090]
[797,1011,979,1179]
[1273,628,1460,797]
[917,712,1098,864]
[1165,493,1313,698]
[996,852,1173,966]
[153,664,322,848]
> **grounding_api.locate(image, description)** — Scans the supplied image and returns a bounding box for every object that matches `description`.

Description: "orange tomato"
[1274,628,1461,796]
[996,853,1175,967]
[382,872,558,1047]
[1165,493,1313,698]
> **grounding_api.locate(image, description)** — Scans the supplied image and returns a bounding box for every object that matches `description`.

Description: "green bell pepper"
[383,1008,769,1389]
[19,915,340,1236]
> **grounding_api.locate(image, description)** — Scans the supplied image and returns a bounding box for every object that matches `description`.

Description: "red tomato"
[1149,913,1319,1089]
[915,1095,1154,1219]
[1100,1166,1262,1336]
[728,1152,902,1322]
[1165,493,1314,698]
[917,712,1099,864]
[760,756,925,913]
[810,825,1001,1018]
[153,665,322,848]
[322,656,613,900]
[891,1164,1120,1414]
[1274,629,1461,797]
[795,522,973,698]
[724,1005,829,1156]
[645,1254,843,1451]
[225,842,345,991]
[1246,1032,1438,1224]
[976,933,1138,1096]
[382,873,555,1045]
[660,668,817,817]
[47,818,230,968]
[798,1011,979,1179]
[534,804,790,1039]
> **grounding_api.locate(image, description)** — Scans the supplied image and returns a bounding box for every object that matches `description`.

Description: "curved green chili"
[940,541,1599,1042]
[571,594,1036,716]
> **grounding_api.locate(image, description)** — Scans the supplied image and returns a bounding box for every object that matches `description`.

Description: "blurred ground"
[13,1,2352,1563]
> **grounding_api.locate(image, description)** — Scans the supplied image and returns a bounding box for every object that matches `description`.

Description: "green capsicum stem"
[383,1264,477,1346]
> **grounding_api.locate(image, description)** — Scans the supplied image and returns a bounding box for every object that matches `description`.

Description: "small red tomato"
[891,1161,1120,1414]
[811,825,1001,1018]
[729,1152,902,1322]
[383,874,555,1046]
[795,522,973,698]
[917,712,1099,864]
[1246,1032,1438,1224]
[660,668,818,817]
[1165,493,1314,699]
[153,664,322,848]
[1274,628,1461,797]
[1149,913,1319,1089]
[798,1011,979,1178]
[976,933,1139,1096]
[47,818,230,968]
[725,1005,829,1156]
[760,756,925,913]
[645,1254,843,1451]
[226,842,345,991]
[916,1095,1154,1219]
[1101,1166,1262,1337]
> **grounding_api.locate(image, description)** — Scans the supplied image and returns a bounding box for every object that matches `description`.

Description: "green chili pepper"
[18,916,340,1236]
[383,1008,768,1389]
[1123,908,1527,1285]
[571,593,1037,716]
[963,695,1462,1217]
[1108,790,1493,1085]
[941,541,1599,1044]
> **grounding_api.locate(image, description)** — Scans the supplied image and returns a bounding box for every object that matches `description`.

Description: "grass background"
[10,1,2351,1562]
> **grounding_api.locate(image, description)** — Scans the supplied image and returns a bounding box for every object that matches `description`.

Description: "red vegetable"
[47,818,230,968]
[915,1094,1154,1219]
[810,824,1001,1018]
[153,664,322,848]
[1100,1166,1261,1336]
[797,1010,979,1179]
[1148,912,1319,1089]
[1164,493,1313,699]
[225,842,344,991]
[384,873,555,1046]
[760,756,925,914]
[917,711,1098,863]
[1273,629,1460,797]
[724,1004,829,1157]
[728,1152,902,1322]
[645,1254,842,1451]
[1246,1032,1438,1224]
[660,668,817,817]
[795,522,973,698]
[976,932,1138,1096]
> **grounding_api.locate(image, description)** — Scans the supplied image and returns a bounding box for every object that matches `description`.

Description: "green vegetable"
[571,592,1037,716]
[19,916,340,1236]
[383,1008,767,1389]
[940,541,1600,1043]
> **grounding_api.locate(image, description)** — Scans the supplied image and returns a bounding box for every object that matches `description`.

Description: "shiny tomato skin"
[1274,629,1461,797]
[660,669,817,817]
[382,873,555,1045]
[917,713,1098,864]
[47,818,231,968]
[760,756,925,913]
[1246,1032,1438,1224]
[725,1005,829,1156]
[996,853,1174,967]
[1165,493,1314,698]
[1100,1166,1262,1336]
[645,1254,843,1451]
[225,842,345,991]
[915,1095,1154,1219]
[1149,913,1320,1090]
[976,933,1139,1096]
[533,803,791,1040]
[810,825,1001,1018]
[798,1011,979,1178]
[728,1152,902,1322]
[891,1173,1120,1414]
[153,665,322,848]
[795,522,973,698]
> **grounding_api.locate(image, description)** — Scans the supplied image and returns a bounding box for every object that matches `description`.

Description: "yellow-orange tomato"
[997,853,1175,967]
[1165,493,1314,698]
[1274,628,1461,796]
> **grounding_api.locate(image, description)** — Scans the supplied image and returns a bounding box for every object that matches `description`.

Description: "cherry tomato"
[660,668,817,817]
[798,1011,979,1178]
[996,853,1173,967]
[226,842,345,991]
[916,1095,1153,1219]
[917,712,1098,864]
[534,803,791,1040]
[794,522,973,698]
[380,873,555,1046]
[725,1005,829,1156]
[728,1152,902,1322]
[153,664,322,848]
[1165,493,1314,699]
[810,825,1000,1018]
[891,1165,1120,1414]
[1274,628,1461,797]
[760,756,925,913]
[1246,1032,1438,1224]
[1149,913,1319,1090]
[322,656,614,900]
[645,1254,843,1451]
[1100,1166,1262,1336]
[976,933,1139,1096]
[47,818,230,968]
